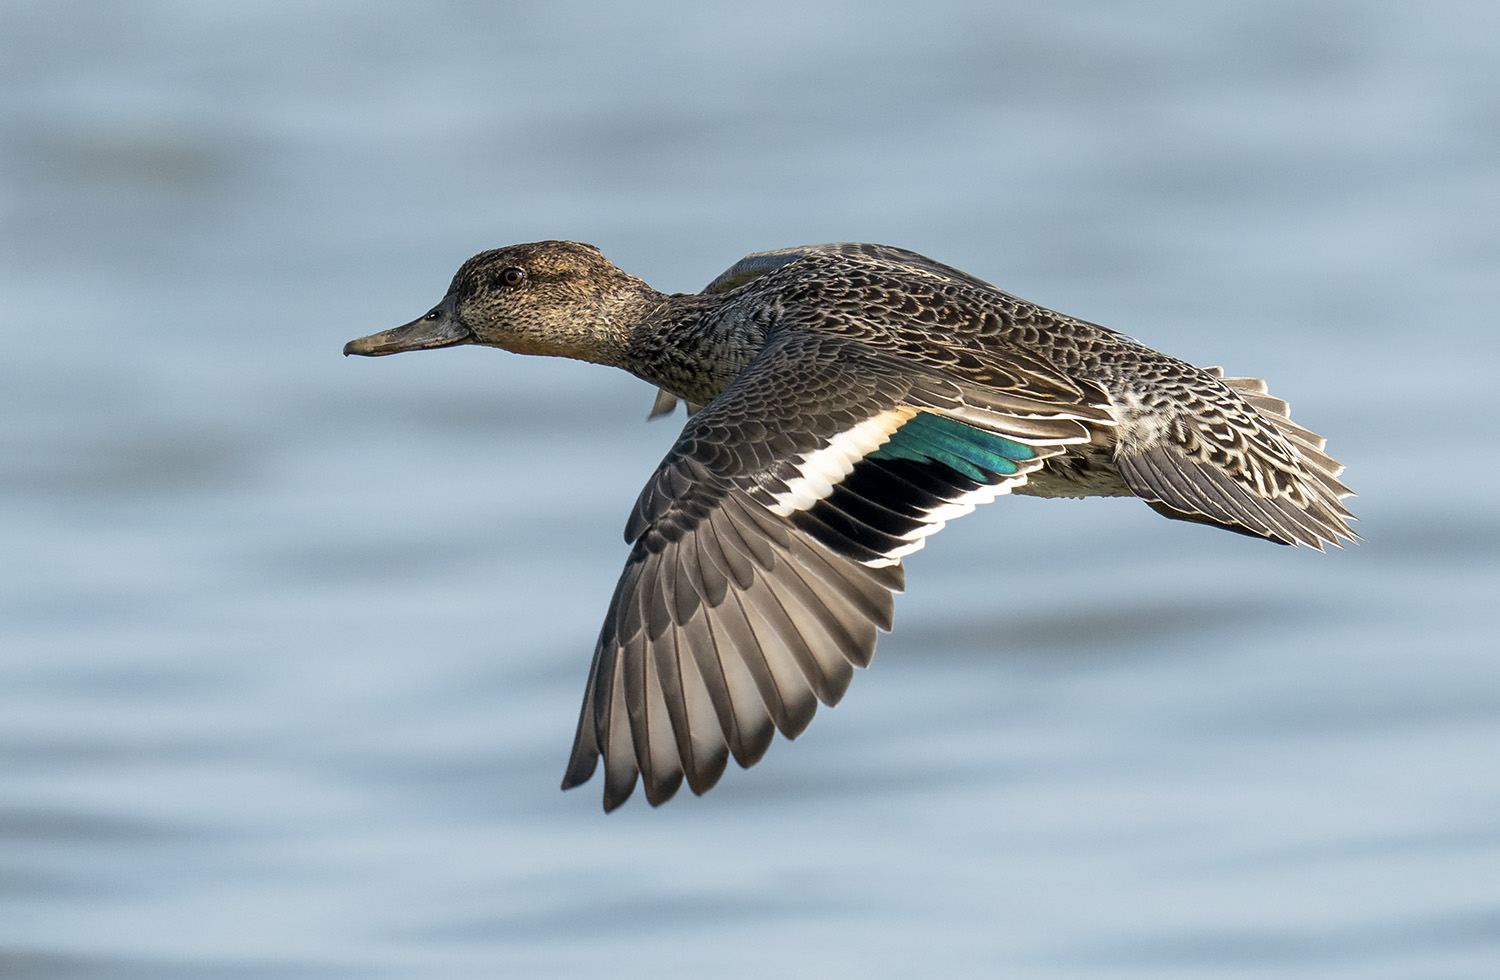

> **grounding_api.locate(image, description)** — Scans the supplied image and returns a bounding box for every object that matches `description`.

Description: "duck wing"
[702,242,1009,295]
[562,331,1110,810]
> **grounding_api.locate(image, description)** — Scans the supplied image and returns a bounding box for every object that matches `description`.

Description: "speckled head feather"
[445,240,664,362]
[342,240,665,364]
[345,240,1356,811]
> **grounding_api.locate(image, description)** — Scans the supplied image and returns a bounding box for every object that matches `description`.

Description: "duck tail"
[1114,369,1357,550]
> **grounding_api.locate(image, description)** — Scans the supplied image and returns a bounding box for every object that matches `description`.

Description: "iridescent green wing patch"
[870,410,1039,481]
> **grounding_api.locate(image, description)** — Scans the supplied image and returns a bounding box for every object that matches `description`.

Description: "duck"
[344,240,1356,811]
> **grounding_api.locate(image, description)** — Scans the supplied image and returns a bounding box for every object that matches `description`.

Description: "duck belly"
[1013,442,1132,498]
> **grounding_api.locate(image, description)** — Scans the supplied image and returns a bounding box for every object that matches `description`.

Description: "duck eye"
[499,267,526,288]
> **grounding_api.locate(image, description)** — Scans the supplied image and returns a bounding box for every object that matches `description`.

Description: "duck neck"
[564,286,669,368]
[622,291,765,405]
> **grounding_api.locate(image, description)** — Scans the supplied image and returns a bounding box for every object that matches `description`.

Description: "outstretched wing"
[561,332,1111,810]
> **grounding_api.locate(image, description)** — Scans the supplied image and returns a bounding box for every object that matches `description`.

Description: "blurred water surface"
[2,2,1498,978]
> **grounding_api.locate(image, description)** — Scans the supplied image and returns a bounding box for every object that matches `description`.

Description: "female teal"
[346,241,1355,811]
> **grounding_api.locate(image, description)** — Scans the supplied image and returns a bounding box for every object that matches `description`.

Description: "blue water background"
[2,2,1497,977]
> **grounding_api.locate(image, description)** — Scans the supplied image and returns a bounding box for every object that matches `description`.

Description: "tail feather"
[1118,371,1356,549]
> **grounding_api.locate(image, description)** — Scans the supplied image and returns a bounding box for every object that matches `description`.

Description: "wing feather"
[563,332,1103,809]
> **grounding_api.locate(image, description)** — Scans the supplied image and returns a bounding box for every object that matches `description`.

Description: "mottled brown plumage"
[346,240,1356,810]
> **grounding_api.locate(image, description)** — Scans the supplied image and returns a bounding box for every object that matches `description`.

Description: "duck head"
[343,240,660,366]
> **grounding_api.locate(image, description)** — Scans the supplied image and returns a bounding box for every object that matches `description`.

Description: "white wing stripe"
[767,408,917,517]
